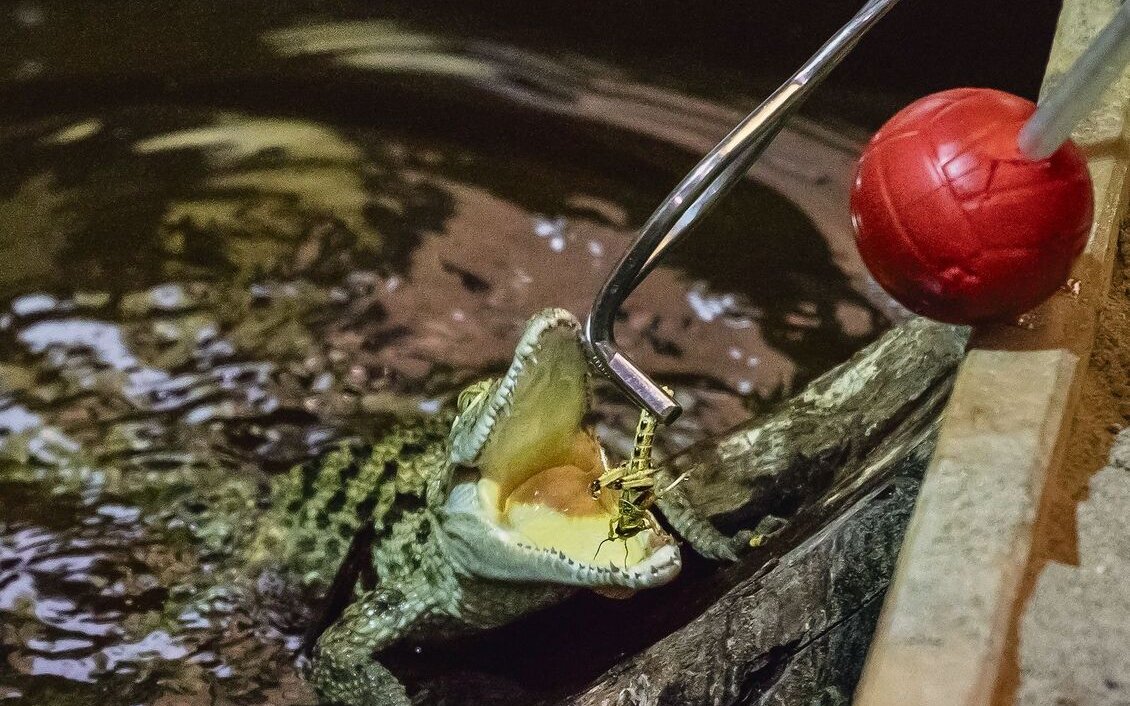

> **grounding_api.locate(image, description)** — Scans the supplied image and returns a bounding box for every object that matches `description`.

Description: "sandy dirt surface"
[1039,225,1130,567]
[1010,224,1130,705]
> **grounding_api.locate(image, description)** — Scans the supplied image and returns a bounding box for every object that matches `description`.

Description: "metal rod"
[1019,0,1130,160]
[584,0,904,423]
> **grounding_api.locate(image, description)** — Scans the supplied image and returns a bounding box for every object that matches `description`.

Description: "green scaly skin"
[228,308,683,705]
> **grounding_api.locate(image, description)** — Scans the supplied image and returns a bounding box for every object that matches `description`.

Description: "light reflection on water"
[0,14,887,706]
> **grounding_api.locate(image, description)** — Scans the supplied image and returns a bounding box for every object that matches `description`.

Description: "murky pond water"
[0,2,1046,703]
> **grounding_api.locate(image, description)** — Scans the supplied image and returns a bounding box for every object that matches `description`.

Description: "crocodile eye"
[457,382,486,411]
[456,379,497,415]
[457,388,476,411]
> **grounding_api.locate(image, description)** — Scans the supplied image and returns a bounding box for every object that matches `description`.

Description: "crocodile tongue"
[502,462,650,568]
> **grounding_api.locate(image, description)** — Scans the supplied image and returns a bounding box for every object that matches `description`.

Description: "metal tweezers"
[584,0,904,424]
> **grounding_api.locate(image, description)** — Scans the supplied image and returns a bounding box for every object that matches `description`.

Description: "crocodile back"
[249,416,451,587]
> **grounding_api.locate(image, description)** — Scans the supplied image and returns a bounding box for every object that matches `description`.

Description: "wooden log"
[658,317,967,561]
[565,318,968,705]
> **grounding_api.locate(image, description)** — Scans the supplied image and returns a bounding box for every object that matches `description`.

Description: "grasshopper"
[592,390,689,559]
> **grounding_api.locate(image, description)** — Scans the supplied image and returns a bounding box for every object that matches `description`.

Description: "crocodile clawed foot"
[309,637,410,706]
[308,586,424,706]
[746,515,789,549]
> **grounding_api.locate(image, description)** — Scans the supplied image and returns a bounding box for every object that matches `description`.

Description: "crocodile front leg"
[309,584,432,706]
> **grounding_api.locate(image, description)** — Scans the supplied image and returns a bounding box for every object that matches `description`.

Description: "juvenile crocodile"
[181,308,965,706]
[234,308,683,705]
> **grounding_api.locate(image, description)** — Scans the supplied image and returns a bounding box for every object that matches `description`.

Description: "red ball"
[850,88,1094,324]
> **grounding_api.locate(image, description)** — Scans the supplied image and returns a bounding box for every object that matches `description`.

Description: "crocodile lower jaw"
[443,431,681,589]
[442,478,682,589]
[479,453,660,567]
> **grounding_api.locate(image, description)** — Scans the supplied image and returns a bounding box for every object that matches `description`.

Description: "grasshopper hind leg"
[594,516,618,560]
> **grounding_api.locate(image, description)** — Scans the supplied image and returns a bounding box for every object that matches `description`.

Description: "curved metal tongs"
[584,0,904,424]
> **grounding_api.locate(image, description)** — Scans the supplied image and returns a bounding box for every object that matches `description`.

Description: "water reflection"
[0,16,885,706]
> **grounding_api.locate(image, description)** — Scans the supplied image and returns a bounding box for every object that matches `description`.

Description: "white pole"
[1018,1,1130,159]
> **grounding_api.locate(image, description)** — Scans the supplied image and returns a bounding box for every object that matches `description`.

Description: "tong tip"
[588,340,682,424]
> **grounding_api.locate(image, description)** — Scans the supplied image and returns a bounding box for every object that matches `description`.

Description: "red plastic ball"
[850,88,1094,324]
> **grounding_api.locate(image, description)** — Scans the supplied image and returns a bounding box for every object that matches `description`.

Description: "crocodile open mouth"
[447,309,680,587]
[481,427,661,568]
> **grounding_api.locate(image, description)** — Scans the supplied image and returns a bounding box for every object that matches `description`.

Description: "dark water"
[0,2,1056,705]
